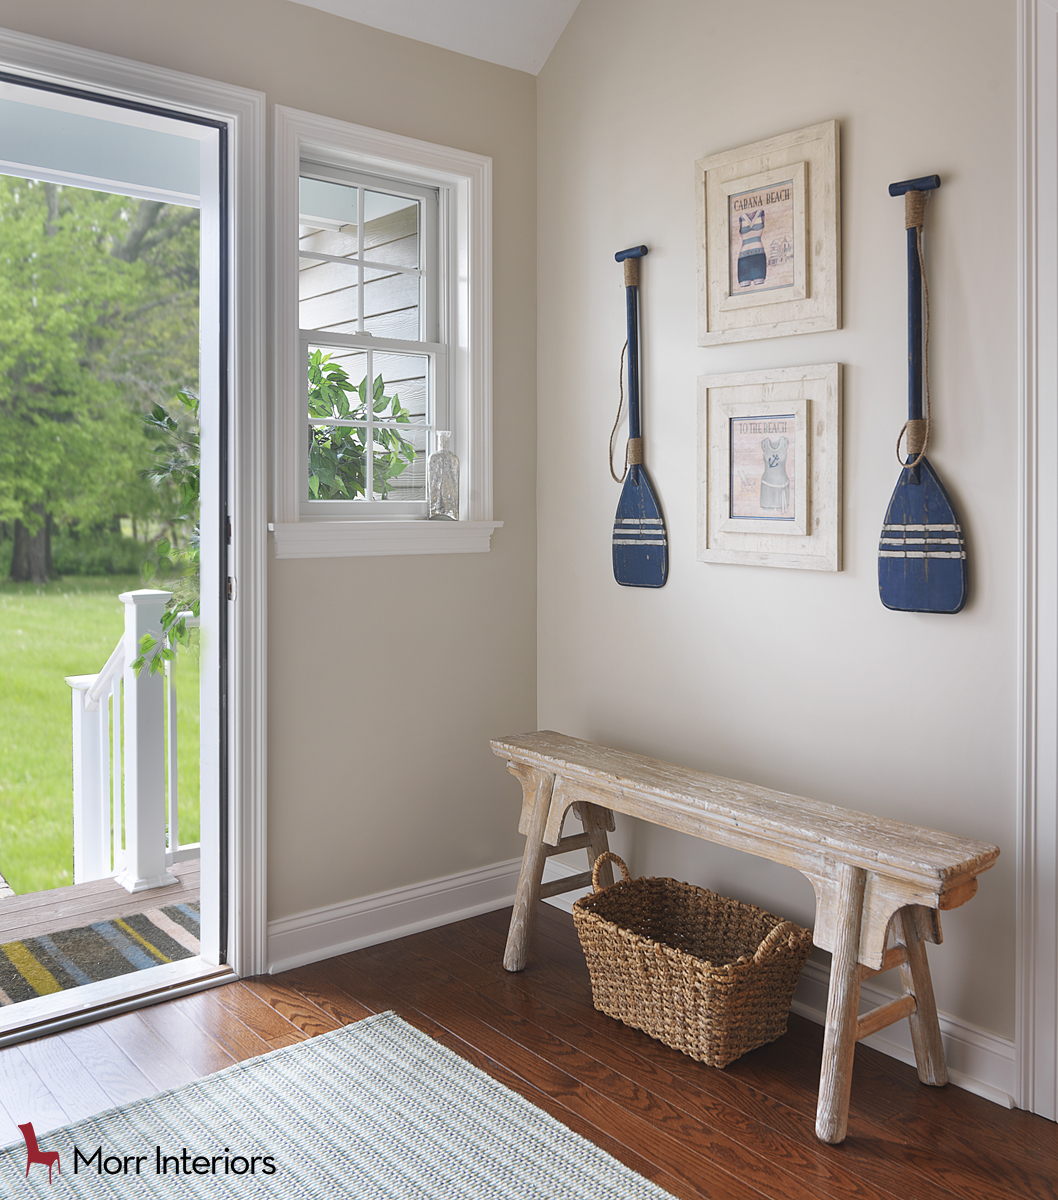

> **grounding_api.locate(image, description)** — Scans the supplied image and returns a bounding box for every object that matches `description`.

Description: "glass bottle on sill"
[428,431,459,520]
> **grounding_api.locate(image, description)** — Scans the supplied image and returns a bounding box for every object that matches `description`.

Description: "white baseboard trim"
[267,857,524,974]
[268,855,591,975]
[792,958,1017,1110]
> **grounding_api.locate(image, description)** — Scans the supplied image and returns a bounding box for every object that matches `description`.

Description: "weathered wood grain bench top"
[493,730,996,890]
[492,730,1000,1144]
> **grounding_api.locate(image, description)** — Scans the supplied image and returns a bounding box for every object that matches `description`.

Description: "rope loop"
[609,341,630,483]
[591,851,631,893]
[897,417,931,468]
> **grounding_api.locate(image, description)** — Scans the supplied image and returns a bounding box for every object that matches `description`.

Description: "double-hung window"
[272,107,499,557]
[299,167,441,515]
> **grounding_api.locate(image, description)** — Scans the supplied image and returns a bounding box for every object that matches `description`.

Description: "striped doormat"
[0,904,199,1006]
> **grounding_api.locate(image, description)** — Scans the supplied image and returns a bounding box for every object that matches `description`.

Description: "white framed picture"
[697,363,842,570]
[696,121,840,344]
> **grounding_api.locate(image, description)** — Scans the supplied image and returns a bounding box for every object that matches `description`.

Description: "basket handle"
[591,851,631,892]
[754,921,802,964]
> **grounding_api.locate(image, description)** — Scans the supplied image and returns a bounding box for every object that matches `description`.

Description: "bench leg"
[503,770,555,972]
[898,907,948,1086]
[579,801,614,888]
[816,863,867,1144]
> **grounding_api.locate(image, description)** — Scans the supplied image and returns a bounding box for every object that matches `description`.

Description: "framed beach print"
[695,121,840,344]
[697,363,842,570]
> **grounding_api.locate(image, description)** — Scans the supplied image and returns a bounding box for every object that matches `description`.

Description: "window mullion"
[356,186,365,336]
[300,249,423,276]
[365,347,374,500]
[303,330,442,355]
[433,349,447,444]
[357,185,370,500]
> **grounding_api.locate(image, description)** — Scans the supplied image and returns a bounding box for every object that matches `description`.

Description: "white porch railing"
[66,589,201,893]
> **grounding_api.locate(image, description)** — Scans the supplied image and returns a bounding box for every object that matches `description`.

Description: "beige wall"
[3,0,1022,1042]
[537,0,1018,1038]
[1,0,538,918]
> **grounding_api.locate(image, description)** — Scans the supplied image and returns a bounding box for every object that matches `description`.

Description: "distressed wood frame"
[697,364,842,571]
[696,120,840,344]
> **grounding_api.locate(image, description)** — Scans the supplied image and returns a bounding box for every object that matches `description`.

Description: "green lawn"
[0,576,199,895]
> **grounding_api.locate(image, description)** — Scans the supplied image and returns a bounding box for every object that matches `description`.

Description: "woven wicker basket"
[572,852,813,1068]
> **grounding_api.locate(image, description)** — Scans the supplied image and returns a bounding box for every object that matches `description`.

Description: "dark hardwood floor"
[0,904,1055,1199]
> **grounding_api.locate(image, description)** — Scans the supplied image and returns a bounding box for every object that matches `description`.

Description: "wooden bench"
[492,730,1000,1144]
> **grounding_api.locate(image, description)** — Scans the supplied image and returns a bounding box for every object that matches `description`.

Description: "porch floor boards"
[0,904,1054,1200]
[0,860,199,943]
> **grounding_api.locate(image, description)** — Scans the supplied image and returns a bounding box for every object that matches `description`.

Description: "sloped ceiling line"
[286,0,581,75]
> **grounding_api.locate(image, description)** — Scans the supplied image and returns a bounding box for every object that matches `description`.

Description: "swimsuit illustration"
[759,436,790,513]
[737,209,767,287]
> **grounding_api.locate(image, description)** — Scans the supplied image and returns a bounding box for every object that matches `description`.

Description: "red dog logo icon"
[18,1123,60,1184]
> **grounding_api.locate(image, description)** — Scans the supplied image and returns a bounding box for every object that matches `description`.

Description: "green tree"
[0,177,199,582]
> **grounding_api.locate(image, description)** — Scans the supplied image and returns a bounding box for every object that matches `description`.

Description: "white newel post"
[67,673,105,883]
[116,589,178,893]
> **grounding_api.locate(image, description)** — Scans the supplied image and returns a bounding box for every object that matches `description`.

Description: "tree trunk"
[9,189,63,585]
[44,182,59,237]
[9,510,53,584]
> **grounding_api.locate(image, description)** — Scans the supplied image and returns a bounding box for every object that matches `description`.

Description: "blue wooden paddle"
[878,176,967,614]
[612,245,667,588]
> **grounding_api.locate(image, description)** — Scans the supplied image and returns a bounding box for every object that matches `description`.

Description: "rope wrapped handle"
[753,920,802,964]
[897,188,932,470]
[591,850,632,892]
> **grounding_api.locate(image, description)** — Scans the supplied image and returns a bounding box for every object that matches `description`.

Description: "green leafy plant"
[307,349,417,500]
[133,389,200,675]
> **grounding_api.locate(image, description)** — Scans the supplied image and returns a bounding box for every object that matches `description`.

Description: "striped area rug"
[0,904,199,1005]
[0,1011,677,1198]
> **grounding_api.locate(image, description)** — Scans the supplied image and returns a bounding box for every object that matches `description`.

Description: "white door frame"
[0,27,268,978]
[1018,0,1058,1122]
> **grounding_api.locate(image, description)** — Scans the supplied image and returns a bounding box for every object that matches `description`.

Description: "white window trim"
[272,106,500,557]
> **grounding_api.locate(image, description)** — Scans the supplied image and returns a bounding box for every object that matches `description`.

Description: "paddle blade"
[613,464,668,587]
[878,457,967,613]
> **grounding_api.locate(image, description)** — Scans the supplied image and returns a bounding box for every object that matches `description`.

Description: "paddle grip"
[888,175,940,197]
[892,177,939,429]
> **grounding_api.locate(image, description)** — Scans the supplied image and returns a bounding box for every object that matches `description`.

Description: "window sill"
[269,519,503,559]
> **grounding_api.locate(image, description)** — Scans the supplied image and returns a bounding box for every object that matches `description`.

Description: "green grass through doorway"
[0,576,200,894]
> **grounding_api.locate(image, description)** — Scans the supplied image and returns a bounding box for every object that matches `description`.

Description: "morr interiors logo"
[12,1118,278,1185]
[18,1123,60,1184]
